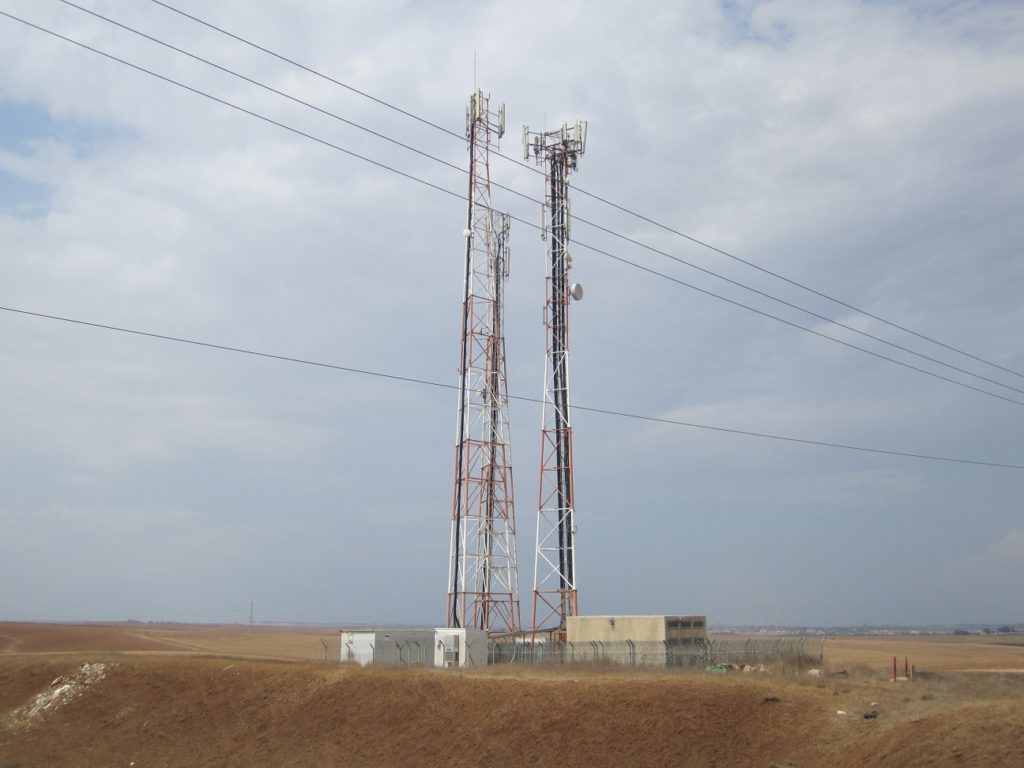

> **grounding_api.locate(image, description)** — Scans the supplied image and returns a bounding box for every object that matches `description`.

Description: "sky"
[0,0,1021,628]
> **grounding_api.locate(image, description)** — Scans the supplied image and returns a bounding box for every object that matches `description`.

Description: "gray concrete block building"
[566,615,707,666]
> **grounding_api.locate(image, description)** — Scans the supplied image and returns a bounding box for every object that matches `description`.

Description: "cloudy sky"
[1,0,1021,628]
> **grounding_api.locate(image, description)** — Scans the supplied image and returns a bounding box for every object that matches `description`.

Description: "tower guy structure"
[447,89,521,634]
[524,121,587,637]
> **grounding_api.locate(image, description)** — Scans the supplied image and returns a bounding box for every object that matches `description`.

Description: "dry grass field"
[823,633,1024,673]
[0,622,336,661]
[2,623,1022,767]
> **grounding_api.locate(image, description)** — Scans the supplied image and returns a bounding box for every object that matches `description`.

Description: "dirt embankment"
[2,656,1023,768]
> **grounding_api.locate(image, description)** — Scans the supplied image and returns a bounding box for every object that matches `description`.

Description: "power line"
[560,231,1024,407]
[143,0,1024,383]
[3,9,1022,410]
[568,403,1024,471]
[564,221,1024,398]
[144,0,461,140]
[59,0,1024,399]
[55,0,468,178]
[66,0,1024,403]
[3,304,1021,471]
[0,10,465,205]
[569,187,1024,384]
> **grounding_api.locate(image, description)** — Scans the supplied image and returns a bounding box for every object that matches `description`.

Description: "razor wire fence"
[704,635,822,664]
[343,637,488,667]
[487,636,820,668]
[342,634,822,669]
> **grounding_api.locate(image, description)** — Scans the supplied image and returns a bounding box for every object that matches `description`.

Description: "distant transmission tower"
[446,89,521,634]
[524,121,587,638]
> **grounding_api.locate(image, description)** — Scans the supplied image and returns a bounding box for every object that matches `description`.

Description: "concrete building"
[340,628,488,668]
[566,615,707,666]
[340,629,435,666]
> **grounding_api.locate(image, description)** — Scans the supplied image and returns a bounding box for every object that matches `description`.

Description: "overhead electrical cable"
[142,0,1024,383]
[57,0,1024,401]
[2,10,1022,409]
[2,304,1021,471]
[561,234,1024,408]
[144,0,461,139]
[558,224,1024,399]
[55,0,469,178]
[0,10,465,204]
[565,187,1024,384]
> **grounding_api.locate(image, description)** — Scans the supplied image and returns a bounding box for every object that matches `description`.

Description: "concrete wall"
[342,628,489,668]
[433,628,488,668]
[567,615,667,644]
[566,615,708,667]
[340,631,375,665]
[664,616,707,648]
[340,630,435,666]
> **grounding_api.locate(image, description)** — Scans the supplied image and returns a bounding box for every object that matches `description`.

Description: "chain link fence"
[486,636,821,668]
[342,633,823,669]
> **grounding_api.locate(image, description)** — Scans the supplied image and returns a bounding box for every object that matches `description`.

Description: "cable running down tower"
[447,89,521,633]
[524,120,587,637]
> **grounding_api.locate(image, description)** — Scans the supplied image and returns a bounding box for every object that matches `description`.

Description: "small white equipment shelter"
[341,628,488,668]
[340,629,435,666]
[433,628,488,668]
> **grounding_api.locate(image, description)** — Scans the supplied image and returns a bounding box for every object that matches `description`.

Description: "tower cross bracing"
[524,121,587,637]
[447,89,521,634]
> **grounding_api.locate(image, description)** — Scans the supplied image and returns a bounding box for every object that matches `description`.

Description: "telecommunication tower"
[523,121,587,637]
[447,89,521,634]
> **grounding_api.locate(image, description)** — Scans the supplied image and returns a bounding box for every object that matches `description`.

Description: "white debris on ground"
[5,662,111,732]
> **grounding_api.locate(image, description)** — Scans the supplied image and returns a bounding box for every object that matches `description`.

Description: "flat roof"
[569,614,705,620]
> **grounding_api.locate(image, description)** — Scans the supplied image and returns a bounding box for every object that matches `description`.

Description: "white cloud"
[0,0,1021,624]
[954,528,1024,573]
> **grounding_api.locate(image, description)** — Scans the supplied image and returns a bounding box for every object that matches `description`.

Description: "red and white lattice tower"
[446,89,521,633]
[524,121,587,637]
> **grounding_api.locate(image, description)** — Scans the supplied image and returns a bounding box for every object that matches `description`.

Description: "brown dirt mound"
[2,656,1022,768]
[0,658,825,767]
[837,700,1024,767]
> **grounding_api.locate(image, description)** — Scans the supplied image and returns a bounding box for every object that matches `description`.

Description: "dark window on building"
[667,619,694,629]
